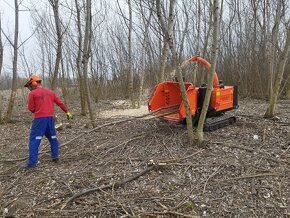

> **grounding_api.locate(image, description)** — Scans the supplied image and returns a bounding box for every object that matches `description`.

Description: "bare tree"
[156,0,174,83]
[156,0,194,144]
[197,0,221,144]
[48,0,62,91]
[116,0,135,107]
[127,0,134,107]
[265,24,290,118]
[60,54,68,105]
[178,3,189,61]
[267,1,283,98]
[136,1,153,108]
[4,0,19,123]
[82,0,95,126]
[75,0,86,115]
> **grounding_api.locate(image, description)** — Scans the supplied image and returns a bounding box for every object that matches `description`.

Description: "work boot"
[52,158,59,163]
[20,164,36,171]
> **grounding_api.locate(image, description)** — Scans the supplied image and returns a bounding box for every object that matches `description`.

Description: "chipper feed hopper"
[148,56,239,131]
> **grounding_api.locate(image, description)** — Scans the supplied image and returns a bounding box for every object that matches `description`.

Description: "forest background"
[0,0,290,122]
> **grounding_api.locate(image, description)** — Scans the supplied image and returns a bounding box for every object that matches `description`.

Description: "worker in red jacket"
[23,75,73,169]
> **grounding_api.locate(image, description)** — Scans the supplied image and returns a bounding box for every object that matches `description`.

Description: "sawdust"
[99,105,149,118]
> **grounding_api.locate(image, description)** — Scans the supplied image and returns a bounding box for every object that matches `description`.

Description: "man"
[23,75,73,169]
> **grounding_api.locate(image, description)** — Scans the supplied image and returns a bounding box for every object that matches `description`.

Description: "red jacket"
[28,87,68,118]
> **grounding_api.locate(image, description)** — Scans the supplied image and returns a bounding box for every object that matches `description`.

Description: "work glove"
[66,112,73,120]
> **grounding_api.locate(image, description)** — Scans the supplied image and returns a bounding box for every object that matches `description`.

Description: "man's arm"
[54,93,68,113]
[28,93,35,113]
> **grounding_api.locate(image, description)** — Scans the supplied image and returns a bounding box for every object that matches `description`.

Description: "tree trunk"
[82,0,95,127]
[264,27,290,118]
[197,0,221,144]
[178,2,189,62]
[5,0,19,123]
[156,0,194,145]
[75,0,86,116]
[60,57,68,105]
[49,0,62,91]
[176,60,194,145]
[127,0,134,108]
[193,0,202,85]
[158,42,169,82]
[201,5,213,84]
[156,0,174,83]
[0,13,3,123]
[137,4,152,108]
[268,1,283,98]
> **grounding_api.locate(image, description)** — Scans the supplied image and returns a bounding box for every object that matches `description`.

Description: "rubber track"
[203,116,236,132]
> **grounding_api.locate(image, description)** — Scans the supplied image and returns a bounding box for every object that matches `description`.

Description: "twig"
[161,137,175,159]
[213,141,255,152]
[138,210,198,218]
[148,104,180,115]
[152,198,168,210]
[34,208,79,213]
[1,143,51,162]
[103,135,145,155]
[214,141,290,165]
[173,178,207,210]
[88,106,179,133]
[236,114,264,120]
[109,192,133,218]
[218,172,282,183]
[160,149,205,163]
[61,165,158,209]
[203,165,223,193]
[1,157,28,162]
[62,181,74,194]
[281,143,290,156]
[143,109,179,120]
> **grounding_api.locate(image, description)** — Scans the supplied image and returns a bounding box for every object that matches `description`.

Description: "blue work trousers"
[27,117,59,167]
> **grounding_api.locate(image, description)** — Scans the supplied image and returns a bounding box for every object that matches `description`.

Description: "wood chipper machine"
[148,56,238,131]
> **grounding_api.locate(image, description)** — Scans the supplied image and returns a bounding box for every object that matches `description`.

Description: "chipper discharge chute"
[148,56,239,131]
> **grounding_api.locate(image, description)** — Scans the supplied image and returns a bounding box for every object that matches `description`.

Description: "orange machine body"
[210,86,235,112]
[148,82,198,122]
[148,56,238,122]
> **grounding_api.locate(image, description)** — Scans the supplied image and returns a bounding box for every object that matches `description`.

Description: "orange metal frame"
[189,56,220,88]
[148,56,234,122]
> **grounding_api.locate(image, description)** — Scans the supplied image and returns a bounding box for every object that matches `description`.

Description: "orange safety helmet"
[24,75,42,87]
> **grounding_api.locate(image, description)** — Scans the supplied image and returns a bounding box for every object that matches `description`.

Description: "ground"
[0,92,290,217]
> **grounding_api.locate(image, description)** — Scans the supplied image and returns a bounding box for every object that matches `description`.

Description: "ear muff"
[31,81,38,87]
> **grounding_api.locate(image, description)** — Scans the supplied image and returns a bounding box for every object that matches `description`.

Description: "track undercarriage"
[203,114,236,131]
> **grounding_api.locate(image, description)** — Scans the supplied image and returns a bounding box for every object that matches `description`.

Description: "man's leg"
[27,118,47,167]
[45,117,59,160]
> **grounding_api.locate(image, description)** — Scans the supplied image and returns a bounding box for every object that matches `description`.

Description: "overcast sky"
[1,0,37,76]
[2,0,35,41]
[0,0,121,78]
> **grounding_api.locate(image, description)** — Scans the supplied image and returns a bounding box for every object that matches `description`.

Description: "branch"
[139,210,198,218]
[1,29,13,46]
[159,149,205,163]
[17,22,42,48]
[213,141,290,165]
[60,165,158,209]
[218,172,283,183]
